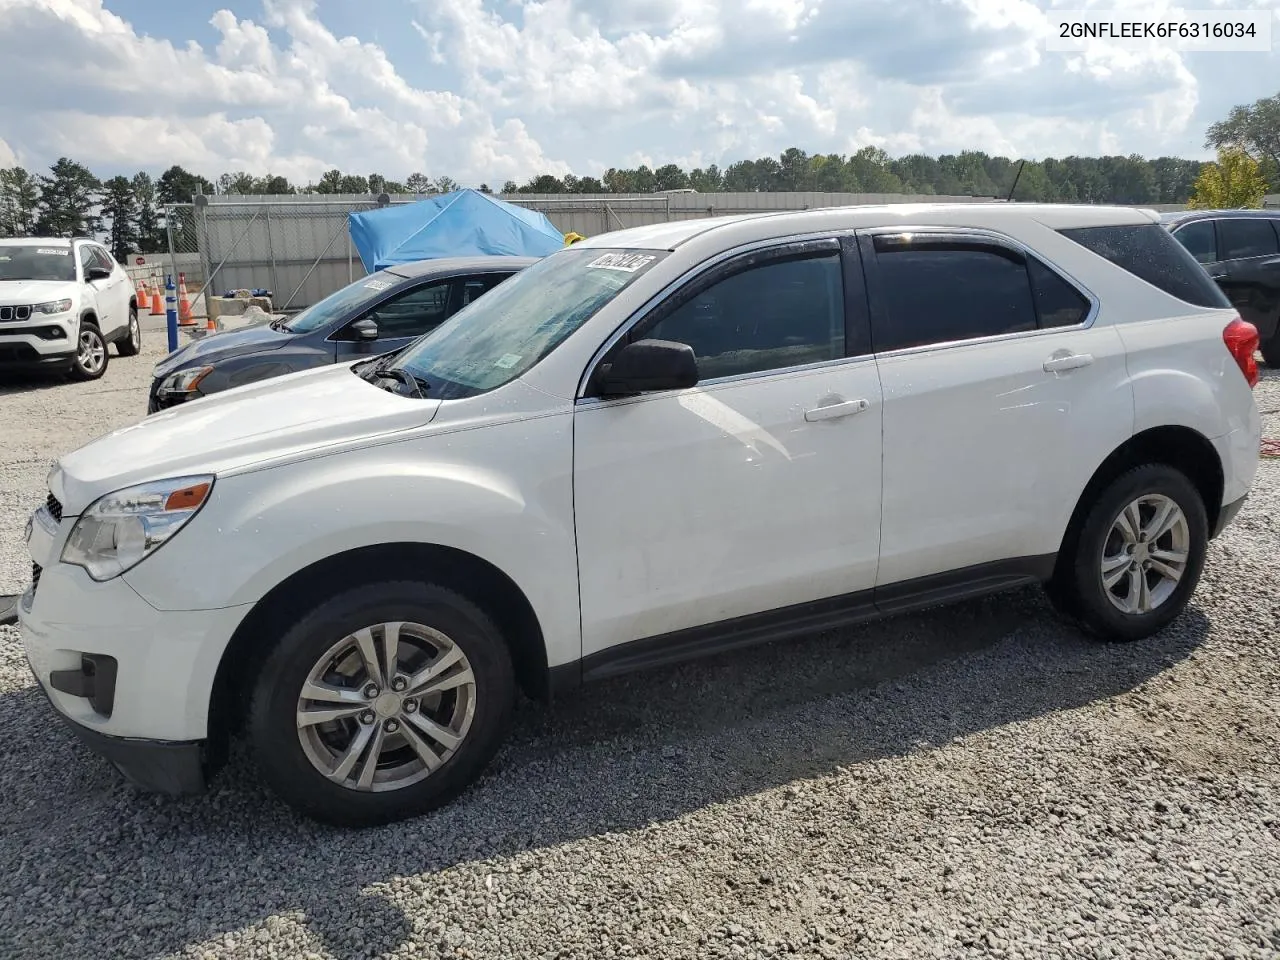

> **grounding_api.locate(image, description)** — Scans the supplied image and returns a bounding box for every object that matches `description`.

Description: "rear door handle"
[804,398,869,422]
[1043,353,1094,373]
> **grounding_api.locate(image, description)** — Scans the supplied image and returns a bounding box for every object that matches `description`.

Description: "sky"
[0,0,1276,187]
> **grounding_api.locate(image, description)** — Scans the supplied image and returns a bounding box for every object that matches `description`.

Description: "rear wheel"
[117,305,142,357]
[68,323,108,381]
[248,580,515,827]
[1047,464,1207,642]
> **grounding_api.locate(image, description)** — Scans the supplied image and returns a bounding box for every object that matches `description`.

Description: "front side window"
[394,248,667,400]
[286,270,407,334]
[1171,219,1218,265]
[645,251,845,380]
[0,244,76,282]
[77,245,97,278]
[91,246,116,271]
[1217,218,1279,261]
[363,279,452,339]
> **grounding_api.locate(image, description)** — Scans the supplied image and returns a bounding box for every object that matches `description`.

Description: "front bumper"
[33,670,206,794]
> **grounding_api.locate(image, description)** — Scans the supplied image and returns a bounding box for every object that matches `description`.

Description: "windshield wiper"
[362,354,430,397]
[269,317,292,332]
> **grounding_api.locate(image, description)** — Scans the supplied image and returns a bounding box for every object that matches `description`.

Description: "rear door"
[861,228,1133,589]
[92,245,132,339]
[1216,217,1280,341]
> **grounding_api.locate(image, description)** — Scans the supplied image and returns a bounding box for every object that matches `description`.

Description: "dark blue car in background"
[147,255,536,413]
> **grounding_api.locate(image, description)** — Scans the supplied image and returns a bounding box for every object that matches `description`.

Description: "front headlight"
[159,365,214,395]
[60,475,214,581]
[32,298,73,315]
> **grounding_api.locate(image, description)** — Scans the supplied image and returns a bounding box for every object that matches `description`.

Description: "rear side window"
[1058,223,1230,309]
[1217,218,1280,260]
[870,237,1090,351]
[1170,219,1217,264]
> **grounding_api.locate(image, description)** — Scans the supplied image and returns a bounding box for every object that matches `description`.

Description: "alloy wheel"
[1099,493,1190,615]
[295,621,477,792]
[78,329,106,374]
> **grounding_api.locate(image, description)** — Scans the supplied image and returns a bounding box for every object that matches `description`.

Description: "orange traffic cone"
[135,275,149,310]
[149,270,164,315]
[178,273,194,326]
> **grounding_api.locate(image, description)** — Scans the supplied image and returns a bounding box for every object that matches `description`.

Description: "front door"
[860,229,1134,588]
[573,238,884,659]
[332,277,458,361]
[1216,217,1280,340]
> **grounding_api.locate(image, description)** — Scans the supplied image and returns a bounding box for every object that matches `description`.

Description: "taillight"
[1223,317,1259,388]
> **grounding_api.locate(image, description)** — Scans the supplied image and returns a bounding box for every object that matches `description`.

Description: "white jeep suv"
[0,237,142,380]
[18,204,1261,826]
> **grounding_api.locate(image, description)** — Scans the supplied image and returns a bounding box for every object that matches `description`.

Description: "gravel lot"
[0,331,1277,960]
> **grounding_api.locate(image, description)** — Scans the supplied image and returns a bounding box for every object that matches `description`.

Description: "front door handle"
[804,398,869,422]
[1043,353,1094,373]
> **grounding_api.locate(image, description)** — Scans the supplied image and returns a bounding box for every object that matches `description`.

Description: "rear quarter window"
[1058,223,1230,309]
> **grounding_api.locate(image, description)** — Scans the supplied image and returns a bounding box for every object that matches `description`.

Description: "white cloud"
[0,137,16,168]
[0,0,1276,187]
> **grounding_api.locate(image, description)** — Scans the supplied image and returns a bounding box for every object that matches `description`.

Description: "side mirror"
[350,317,379,341]
[596,339,698,397]
[86,266,111,282]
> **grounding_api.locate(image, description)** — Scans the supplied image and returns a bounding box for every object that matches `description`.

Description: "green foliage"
[100,175,138,260]
[35,158,101,236]
[1205,92,1280,189]
[1188,148,1269,209]
[0,166,40,236]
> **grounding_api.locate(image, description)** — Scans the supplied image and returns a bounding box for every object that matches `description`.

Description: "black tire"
[1260,330,1280,368]
[68,322,108,381]
[1047,464,1207,642]
[117,305,142,357]
[248,580,515,827]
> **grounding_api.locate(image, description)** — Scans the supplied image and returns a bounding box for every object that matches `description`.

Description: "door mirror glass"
[86,266,111,282]
[597,339,698,396]
[350,317,379,341]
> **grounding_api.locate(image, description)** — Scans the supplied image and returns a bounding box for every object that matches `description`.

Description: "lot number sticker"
[587,253,656,273]
[37,248,69,256]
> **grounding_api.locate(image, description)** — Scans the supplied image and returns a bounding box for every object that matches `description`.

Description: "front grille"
[46,492,62,523]
[0,305,32,322]
[31,562,42,595]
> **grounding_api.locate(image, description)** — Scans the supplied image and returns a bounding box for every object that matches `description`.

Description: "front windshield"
[394,247,667,399]
[0,245,76,282]
[286,270,404,333]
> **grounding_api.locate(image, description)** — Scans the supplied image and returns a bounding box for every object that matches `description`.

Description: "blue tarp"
[348,189,564,272]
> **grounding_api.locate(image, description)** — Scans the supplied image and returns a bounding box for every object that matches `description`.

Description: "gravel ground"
[0,337,1277,960]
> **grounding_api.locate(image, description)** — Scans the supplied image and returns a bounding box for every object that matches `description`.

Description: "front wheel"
[68,324,108,381]
[117,305,142,357]
[248,581,515,827]
[1047,464,1208,642]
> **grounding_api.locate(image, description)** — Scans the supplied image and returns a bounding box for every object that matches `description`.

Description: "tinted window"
[1058,224,1230,308]
[873,240,1035,351]
[1028,258,1091,328]
[366,280,453,338]
[1171,219,1217,264]
[458,273,510,309]
[646,252,844,379]
[91,247,115,272]
[1217,218,1279,260]
[77,245,96,276]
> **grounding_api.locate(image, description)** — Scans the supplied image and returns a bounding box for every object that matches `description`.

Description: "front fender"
[123,412,580,666]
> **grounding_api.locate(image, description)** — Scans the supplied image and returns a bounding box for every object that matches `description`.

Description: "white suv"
[0,237,142,380]
[18,204,1262,826]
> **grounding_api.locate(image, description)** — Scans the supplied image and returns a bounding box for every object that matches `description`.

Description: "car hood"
[53,362,440,513]
[152,321,291,378]
[0,279,74,304]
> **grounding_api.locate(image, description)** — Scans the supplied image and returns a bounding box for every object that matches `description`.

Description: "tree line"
[2,92,1276,262]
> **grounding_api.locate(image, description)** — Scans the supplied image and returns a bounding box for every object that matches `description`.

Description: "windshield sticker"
[36,248,70,256]
[363,279,392,291]
[493,353,522,370]
[587,253,657,273]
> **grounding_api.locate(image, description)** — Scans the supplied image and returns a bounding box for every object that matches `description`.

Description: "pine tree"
[131,172,163,253]
[101,175,139,261]
[35,158,100,236]
[0,166,41,236]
